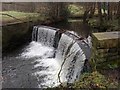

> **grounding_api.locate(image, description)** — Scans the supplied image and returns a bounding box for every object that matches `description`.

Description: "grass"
[73,71,118,89]
[0,11,47,24]
[72,53,119,89]
[68,19,82,22]
[67,4,98,17]
[56,71,118,89]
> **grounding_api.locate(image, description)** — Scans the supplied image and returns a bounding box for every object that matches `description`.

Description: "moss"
[72,71,118,89]
[96,59,119,70]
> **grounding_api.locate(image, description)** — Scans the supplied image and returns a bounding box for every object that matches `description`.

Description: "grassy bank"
[1,11,47,25]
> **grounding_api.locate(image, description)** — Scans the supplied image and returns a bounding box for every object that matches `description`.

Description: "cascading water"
[32,26,57,47]
[20,26,91,88]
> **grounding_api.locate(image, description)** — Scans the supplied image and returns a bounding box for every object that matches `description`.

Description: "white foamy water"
[20,41,61,88]
[33,58,60,88]
[55,34,86,83]
[21,41,54,58]
[20,40,86,88]
[20,26,91,88]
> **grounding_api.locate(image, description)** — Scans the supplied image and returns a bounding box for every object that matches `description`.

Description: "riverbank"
[1,11,119,89]
[1,11,66,53]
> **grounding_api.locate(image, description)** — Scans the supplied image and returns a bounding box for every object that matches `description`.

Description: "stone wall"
[92,31,120,64]
[2,16,65,53]
[2,21,34,53]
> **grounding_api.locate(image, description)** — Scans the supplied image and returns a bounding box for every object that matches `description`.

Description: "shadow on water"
[2,44,54,88]
[51,19,91,38]
[2,50,44,88]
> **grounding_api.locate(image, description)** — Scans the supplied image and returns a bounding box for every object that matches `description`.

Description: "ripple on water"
[20,41,60,88]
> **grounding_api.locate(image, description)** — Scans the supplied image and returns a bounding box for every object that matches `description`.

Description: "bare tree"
[97,2,103,26]
[108,2,113,20]
[117,2,120,18]
[83,2,96,23]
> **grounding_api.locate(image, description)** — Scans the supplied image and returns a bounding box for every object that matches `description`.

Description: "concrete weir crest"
[32,25,91,84]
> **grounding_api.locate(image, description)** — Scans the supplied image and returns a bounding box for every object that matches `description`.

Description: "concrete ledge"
[92,31,120,49]
[92,31,120,63]
[2,21,34,53]
[2,18,65,53]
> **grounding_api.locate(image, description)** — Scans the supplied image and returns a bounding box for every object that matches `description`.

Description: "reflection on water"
[51,19,91,38]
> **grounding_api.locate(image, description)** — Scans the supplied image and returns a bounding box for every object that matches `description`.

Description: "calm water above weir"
[51,19,91,38]
[2,19,91,88]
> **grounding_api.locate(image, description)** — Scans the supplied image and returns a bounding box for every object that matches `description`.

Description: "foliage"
[67,4,84,16]
[1,11,45,23]
[107,63,118,69]
[97,59,119,70]
[90,46,119,70]
[72,71,118,89]
[89,17,119,32]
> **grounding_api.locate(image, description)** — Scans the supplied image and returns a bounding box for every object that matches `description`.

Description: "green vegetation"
[67,3,119,31]
[67,4,84,17]
[1,11,47,24]
[67,4,98,17]
[73,71,118,88]
[89,18,119,31]
[2,2,119,89]
[56,71,118,89]
[96,59,119,70]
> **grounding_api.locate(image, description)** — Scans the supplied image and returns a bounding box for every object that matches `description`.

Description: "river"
[2,19,91,88]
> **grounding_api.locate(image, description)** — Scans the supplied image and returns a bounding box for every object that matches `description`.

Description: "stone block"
[92,31,120,49]
[92,31,120,63]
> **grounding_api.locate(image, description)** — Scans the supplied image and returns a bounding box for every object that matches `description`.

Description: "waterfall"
[26,26,91,87]
[55,33,86,83]
[32,26,57,47]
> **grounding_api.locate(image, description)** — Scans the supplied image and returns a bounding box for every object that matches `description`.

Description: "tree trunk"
[83,3,91,23]
[83,10,90,23]
[89,3,96,18]
[108,2,112,20]
[117,2,120,25]
[97,2,103,26]
[117,2,120,18]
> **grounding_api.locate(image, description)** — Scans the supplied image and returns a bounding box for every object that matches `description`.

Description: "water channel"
[2,19,91,88]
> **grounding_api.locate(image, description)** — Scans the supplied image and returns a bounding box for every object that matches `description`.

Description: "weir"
[32,26,91,84]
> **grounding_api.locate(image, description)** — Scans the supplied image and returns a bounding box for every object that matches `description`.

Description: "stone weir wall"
[2,18,66,53]
[92,31,120,64]
[2,21,34,53]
